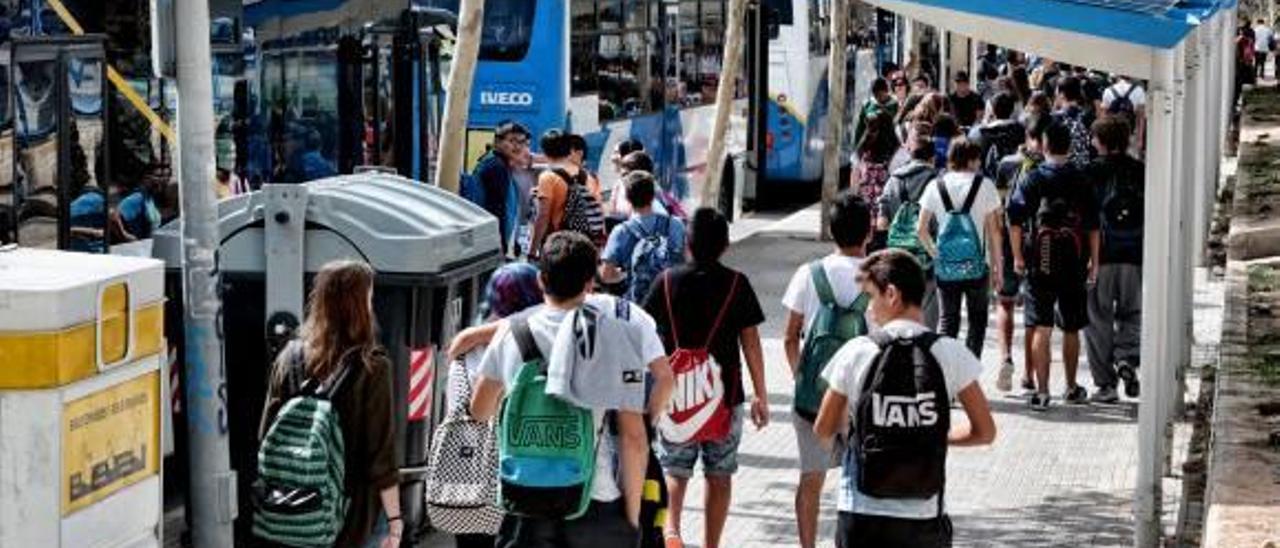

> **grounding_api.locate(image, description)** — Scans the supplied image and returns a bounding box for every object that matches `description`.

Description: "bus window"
[66,55,107,254]
[480,0,537,61]
[15,59,60,249]
[596,31,660,122]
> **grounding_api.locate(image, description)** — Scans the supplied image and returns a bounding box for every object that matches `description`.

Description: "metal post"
[1191,25,1211,268]
[821,0,849,239]
[1135,45,1178,548]
[175,0,236,546]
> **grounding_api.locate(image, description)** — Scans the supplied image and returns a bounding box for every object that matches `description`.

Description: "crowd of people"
[247,47,1155,548]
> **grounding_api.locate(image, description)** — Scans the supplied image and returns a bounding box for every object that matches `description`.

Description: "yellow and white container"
[0,247,165,547]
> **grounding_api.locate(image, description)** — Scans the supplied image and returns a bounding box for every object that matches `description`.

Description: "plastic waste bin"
[151,173,502,545]
[0,247,166,547]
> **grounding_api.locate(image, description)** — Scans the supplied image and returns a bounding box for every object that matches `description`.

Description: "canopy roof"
[866,0,1230,78]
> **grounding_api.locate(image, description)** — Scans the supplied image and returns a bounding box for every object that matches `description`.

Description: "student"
[948,71,985,129]
[992,115,1050,393]
[855,77,900,148]
[782,191,874,548]
[1085,116,1145,403]
[930,114,962,170]
[969,92,1026,181]
[567,133,604,199]
[1254,18,1275,79]
[813,249,996,548]
[851,112,900,250]
[1052,76,1096,168]
[609,151,671,219]
[600,170,687,303]
[441,263,544,548]
[1008,122,1101,411]
[1102,77,1146,156]
[470,232,676,548]
[471,121,532,254]
[529,130,606,257]
[258,261,401,548]
[917,139,1003,358]
[643,208,768,548]
[878,132,940,329]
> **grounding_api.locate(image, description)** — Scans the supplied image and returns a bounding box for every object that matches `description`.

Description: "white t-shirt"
[782,253,868,332]
[1254,25,1274,52]
[821,319,984,517]
[918,171,1001,252]
[479,294,666,503]
[1102,81,1147,110]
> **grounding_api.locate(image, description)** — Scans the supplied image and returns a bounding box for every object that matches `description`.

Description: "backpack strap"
[663,271,682,349]
[510,318,543,365]
[809,261,837,308]
[959,174,984,215]
[937,180,957,213]
[702,273,741,349]
[550,167,579,187]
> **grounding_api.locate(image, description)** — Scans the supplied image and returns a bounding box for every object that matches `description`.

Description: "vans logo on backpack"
[871,393,939,428]
[511,416,584,449]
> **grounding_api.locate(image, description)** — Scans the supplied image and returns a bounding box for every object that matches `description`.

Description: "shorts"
[793,413,844,473]
[1024,275,1089,331]
[656,406,745,478]
[495,500,639,548]
[835,512,953,548]
[998,225,1022,300]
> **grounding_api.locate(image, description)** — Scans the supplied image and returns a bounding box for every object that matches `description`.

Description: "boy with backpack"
[1102,77,1146,155]
[1085,116,1145,403]
[992,115,1051,393]
[917,138,1004,359]
[600,170,686,303]
[643,208,769,548]
[855,77,900,148]
[879,132,940,329]
[528,130,607,258]
[782,191,874,548]
[469,232,676,547]
[813,249,996,548]
[969,92,1026,181]
[1052,76,1096,168]
[1008,122,1102,411]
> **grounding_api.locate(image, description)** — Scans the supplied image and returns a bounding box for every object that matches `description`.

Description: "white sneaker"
[997,359,1014,392]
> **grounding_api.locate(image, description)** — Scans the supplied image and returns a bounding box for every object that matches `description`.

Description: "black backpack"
[1107,85,1138,124]
[981,123,1026,181]
[552,168,606,247]
[853,331,949,502]
[1100,161,1144,260]
[1031,180,1085,283]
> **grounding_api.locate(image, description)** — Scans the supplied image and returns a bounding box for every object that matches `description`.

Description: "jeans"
[1085,263,1142,389]
[937,276,990,358]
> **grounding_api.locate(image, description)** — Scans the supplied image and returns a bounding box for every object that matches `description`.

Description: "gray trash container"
[153,173,502,546]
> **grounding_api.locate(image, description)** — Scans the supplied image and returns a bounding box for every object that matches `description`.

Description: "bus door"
[656,2,682,195]
[5,36,109,253]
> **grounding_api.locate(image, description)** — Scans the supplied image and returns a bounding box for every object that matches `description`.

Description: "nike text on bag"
[657,272,739,444]
[625,216,676,303]
[253,351,356,548]
[794,262,870,422]
[886,183,932,270]
[554,168,607,247]
[1032,192,1085,282]
[425,359,503,535]
[934,177,989,283]
[854,332,949,503]
[498,319,598,520]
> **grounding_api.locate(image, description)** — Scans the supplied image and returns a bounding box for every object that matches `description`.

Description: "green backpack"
[886,182,933,271]
[498,319,598,520]
[253,349,355,547]
[794,262,870,422]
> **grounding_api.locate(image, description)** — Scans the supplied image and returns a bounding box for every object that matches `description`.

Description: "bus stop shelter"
[860,0,1236,545]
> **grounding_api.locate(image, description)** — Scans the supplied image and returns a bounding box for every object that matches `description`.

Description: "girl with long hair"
[259,260,401,548]
[851,111,901,250]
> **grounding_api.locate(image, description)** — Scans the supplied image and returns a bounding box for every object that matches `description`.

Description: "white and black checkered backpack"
[424,358,503,535]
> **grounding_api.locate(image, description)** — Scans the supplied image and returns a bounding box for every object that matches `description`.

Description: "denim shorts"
[655,405,745,478]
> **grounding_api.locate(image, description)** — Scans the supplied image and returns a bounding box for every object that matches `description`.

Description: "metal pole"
[1135,44,1178,548]
[433,0,485,193]
[821,0,849,240]
[175,0,236,546]
[1194,24,1213,268]
[701,0,749,209]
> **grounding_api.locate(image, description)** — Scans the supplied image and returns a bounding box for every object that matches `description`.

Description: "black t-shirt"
[1007,161,1100,264]
[949,91,985,128]
[1090,154,1146,265]
[642,262,766,407]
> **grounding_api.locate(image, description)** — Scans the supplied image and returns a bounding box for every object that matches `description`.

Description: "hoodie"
[878,159,939,222]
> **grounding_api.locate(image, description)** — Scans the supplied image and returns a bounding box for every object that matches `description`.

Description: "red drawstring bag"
[656,272,739,444]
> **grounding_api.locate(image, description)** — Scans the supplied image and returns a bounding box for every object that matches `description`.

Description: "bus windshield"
[418,0,537,61]
[763,0,794,26]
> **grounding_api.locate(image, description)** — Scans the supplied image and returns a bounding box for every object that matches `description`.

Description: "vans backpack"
[498,319,599,520]
[554,168,607,247]
[253,348,356,548]
[656,272,739,444]
[1100,164,1144,261]
[853,331,948,503]
[624,216,676,303]
[1032,191,1085,283]
[885,182,932,271]
[424,358,503,535]
[934,177,989,283]
[794,262,870,422]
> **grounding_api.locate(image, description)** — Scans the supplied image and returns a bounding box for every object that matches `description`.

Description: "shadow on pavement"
[986,396,1139,424]
[952,489,1133,547]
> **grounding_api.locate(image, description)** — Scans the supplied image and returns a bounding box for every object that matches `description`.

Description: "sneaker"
[997,359,1014,392]
[1029,393,1051,411]
[1020,377,1037,393]
[1064,385,1089,405]
[1090,385,1120,404]
[1117,361,1140,398]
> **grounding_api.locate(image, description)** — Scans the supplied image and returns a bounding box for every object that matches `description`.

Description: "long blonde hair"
[300,260,378,379]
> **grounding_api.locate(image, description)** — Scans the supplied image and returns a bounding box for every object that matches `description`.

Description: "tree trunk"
[700,0,749,210]
[434,0,485,193]
[821,0,850,241]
